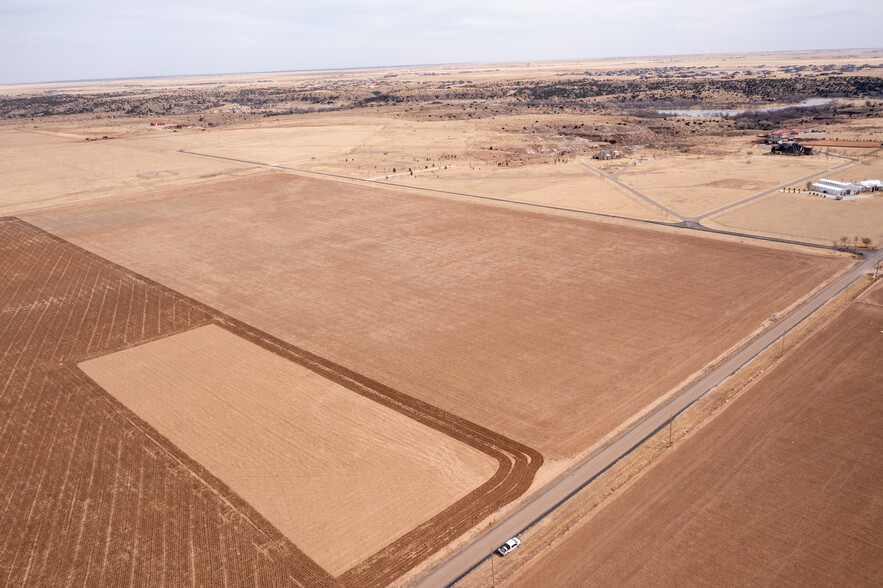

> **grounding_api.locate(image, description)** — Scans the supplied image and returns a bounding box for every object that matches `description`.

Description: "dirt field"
[393,161,676,222]
[80,323,497,575]
[0,217,540,587]
[507,282,883,587]
[3,49,880,586]
[24,171,847,466]
[0,115,671,222]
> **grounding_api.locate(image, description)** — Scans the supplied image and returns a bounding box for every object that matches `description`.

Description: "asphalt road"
[579,160,686,221]
[413,250,882,588]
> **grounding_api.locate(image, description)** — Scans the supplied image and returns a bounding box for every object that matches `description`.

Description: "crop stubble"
[0,217,541,587]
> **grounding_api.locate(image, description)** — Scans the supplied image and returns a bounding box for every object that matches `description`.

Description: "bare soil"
[0,217,541,587]
[23,172,847,464]
[507,281,883,587]
[80,324,497,576]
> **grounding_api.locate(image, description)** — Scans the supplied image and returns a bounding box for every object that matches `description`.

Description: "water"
[657,98,835,118]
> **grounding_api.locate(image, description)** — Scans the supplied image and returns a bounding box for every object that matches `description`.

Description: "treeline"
[510,76,883,103]
[0,87,342,118]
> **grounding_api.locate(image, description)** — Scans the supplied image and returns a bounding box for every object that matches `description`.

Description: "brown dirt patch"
[0,217,540,587]
[0,128,251,215]
[507,282,883,587]
[705,177,764,190]
[23,171,848,465]
[80,324,497,575]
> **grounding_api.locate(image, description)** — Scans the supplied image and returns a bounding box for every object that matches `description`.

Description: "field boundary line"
[176,150,840,253]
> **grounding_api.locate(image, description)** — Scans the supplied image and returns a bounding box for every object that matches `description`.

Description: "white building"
[812,179,857,197]
[856,179,883,190]
[811,178,882,199]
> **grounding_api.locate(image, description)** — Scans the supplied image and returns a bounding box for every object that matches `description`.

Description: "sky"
[1,0,880,84]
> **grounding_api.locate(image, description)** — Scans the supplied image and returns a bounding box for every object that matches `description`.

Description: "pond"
[657,98,836,118]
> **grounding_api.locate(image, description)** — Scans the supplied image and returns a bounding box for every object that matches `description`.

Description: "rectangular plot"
[79,324,497,575]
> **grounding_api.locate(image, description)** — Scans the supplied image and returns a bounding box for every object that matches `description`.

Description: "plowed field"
[509,282,883,587]
[80,324,498,576]
[0,217,540,587]
[24,172,848,463]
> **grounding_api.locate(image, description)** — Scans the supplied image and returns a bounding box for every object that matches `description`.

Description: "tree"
[862,237,873,248]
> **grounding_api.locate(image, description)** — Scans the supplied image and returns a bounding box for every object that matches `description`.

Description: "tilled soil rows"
[0,217,541,587]
[507,283,883,587]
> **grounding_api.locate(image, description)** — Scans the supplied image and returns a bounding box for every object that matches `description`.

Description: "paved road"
[413,249,882,588]
[579,160,686,221]
[176,148,880,586]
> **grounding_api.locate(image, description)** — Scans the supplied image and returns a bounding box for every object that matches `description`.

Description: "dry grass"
[706,192,883,246]
[617,148,832,217]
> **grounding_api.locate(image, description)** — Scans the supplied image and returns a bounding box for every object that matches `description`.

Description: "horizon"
[3,46,882,89]
[2,0,881,85]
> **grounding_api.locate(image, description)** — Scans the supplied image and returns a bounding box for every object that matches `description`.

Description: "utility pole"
[668,414,673,445]
[490,552,496,587]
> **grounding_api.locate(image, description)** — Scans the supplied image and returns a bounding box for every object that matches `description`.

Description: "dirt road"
[414,248,882,588]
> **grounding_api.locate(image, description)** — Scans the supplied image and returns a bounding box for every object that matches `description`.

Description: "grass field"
[707,192,883,246]
[617,150,832,218]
